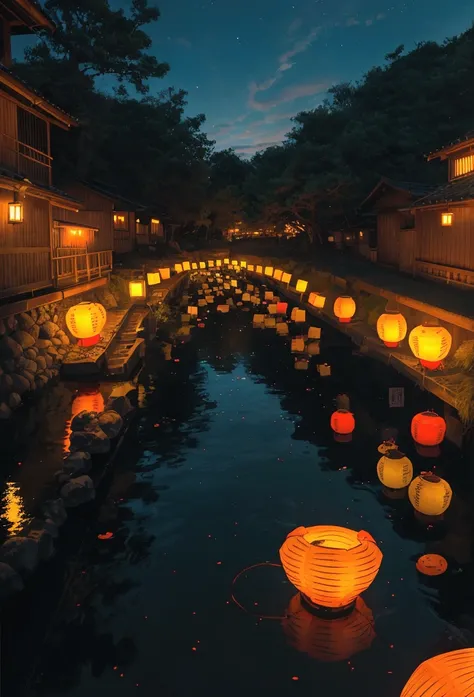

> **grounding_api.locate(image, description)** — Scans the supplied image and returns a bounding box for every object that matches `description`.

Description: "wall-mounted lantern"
[441,211,453,226]
[8,192,23,224]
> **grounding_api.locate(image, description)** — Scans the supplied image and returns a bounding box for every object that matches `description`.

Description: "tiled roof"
[412,174,474,207]
[427,131,474,160]
[359,177,435,210]
[0,166,81,202]
[82,180,147,210]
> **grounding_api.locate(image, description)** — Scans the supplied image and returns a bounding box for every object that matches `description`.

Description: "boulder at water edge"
[69,427,110,454]
[63,451,92,475]
[42,498,67,527]
[60,475,95,508]
[0,562,24,598]
[70,409,99,432]
[106,394,133,417]
[97,410,123,438]
[28,528,54,561]
[0,536,40,573]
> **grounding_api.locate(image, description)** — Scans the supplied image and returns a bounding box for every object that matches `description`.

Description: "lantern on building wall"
[159,267,171,280]
[334,296,356,323]
[408,472,452,516]
[296,279,308,294]
[147,272,161,285]
[376,310,408,347]
[377,450,413,489]
[8,192,23,224]
[273,269,283,281]
[129,279,146,298]
[400,648,474,697]
[264,266,274,276]
[308,292,326,309]
[283,594,375,662]
[66,302,107,347]
[280,525,383,615]
[330,409,355,441]
[408,323,452,370]
[281,272,292,285]
[441,211,453,227]
[411,411,446,446]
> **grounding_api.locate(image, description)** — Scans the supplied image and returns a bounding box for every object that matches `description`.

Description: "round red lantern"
[333,296,356,323]
[411,411,446,447]
[330,409,355,442]
[376,310,407,348]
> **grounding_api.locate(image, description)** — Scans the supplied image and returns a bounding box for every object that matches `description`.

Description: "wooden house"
[0,0,86,301]
[407,135,474,288]
[359,178,434,273]
[135,212,164,248]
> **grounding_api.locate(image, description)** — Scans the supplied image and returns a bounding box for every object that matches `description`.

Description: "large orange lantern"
[283,594,375,662]
[400,648,474,697]
[411,411,446,447]
[408,323,452,370]
[280,525,383,615]
[376,310,407,348]
[264,266,274,276]
[66,302,107,347]
[330,409,355,437]
[377,449,413,489]
[408,473,452,516]
[308,292,326,309]
[333,296,356,323]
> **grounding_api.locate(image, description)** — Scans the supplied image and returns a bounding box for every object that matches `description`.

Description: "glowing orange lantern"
[308,292,326,309]
[71,390,104,416]
[66,302,107,347]
[240,260,247,268]
[416,554,447,576]
[408,472,452,516]
[333,296,356,323]
[182,261,191,271]
[216,259,222,267]
[376,310,407,347]
[264,266,274,276]
[330,409,355,436]
[408,323,452,370]
[247,264,254,271]
[273,269,283,281]
[441,211,453,227]
[159,267,171,280]
[281,272,291,284]
[283,594,375,662]
[129,279,146,298]
[224,258,230,264]
[296,279,308,293]
[199,261,206,269]
[147,272,161,285]
[191,262,198,270]
[174,263,183,273]
[377,450,413,489]
[256,265,263,274]
[276,302,288,314]
[280,525,383,615]
[290,307,306,322]
[411,411,446,446]
[400,648,474,697]
[207,260,214,267]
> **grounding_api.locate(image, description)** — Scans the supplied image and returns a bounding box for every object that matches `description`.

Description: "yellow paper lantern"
[273,269,283,281]
[440,211,453,227]
[147,272,161,285]
[129,280,146,298]
[264,291,274,301]
[308,292,326,309]
[247,264,254,271]
[199,261,206,269]
[66,302,107,347]
[296,279,308,293]
[268,303,277,314]
[401,648,474,697]
[308,326,321,339]
[187,306,198,316]
[253,314,265,324]
[376,311,407,347]
[377,449,413,489]
[408,324,452,370]
[291,337,305,352]
[276,322,289,335]
[240,260,247,268]
[264,317,276,328]
[159,267,171,280]
[191,262,198,270]
[408,472,452,516]
[333,296,356,323]
[256,265,263,274]
[223,258,229,264]
[280,525,383,614]
[174,263,183,273]
[216,259,222,267]
[242,292,251,301]
[281,272,292,284]
[207,260,214,267]
[291,307,306,322]
[182,261,191,271]
[264,266,274,276]
[231,279,237,287]
[217,304,229,313]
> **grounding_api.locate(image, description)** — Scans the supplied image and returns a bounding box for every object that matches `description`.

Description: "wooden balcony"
[0,132,52,186]
[53,248,113,287]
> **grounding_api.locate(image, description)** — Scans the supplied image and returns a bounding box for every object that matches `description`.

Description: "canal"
[3,271,474,697]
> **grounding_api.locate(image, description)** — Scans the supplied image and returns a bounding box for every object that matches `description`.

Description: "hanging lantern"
[377,450,413,489]
[281,272,292,284]
[283,594,375,663]
[291,308,306,322]
[66,302,107,347]
[416,554,448,576]
[276,302,288,315]
[330,409,355,437]
[247,264,254,271]
[408,472,452,516]
[264,266,274,276]
[400,648,474,697]
[147,272,161,285]
[280,525,383,615]
[273,269,283,281]
[441,211,453,227]
[159,267,171,280]
[129,280,146,298]
[174,263,183,273]
[296,279,308,293]
[411,411,446,446]
[8,193,23,224]
[408,323,452,370]
[376,310,407,347]
[333,296,356,323]
[256,265,263,274]
[308,292,326,309]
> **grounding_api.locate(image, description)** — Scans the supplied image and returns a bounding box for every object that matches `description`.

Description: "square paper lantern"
[276,322,289,335]
[318,363,331,376]
[265,291,274,301]
[282,272,292,284]
[129,280,146,298]
[217,304,229,313]
[291,337,305,353]
[256,265,263,274]
[308,292,326,309]
[247,284,254,291]
[231,279,238,287]
[159,267,171,280]
[307,341,320,355]
[251,295,260,304]
[268,304,278,314]
[247,264,255,271]
[224,258,230,264]
[188,306,198,316]
[264,266,274,276]
[182,261,191,271]
[295,359,308,371]
[234,288,242,295]
[181,314,190,323]
[198,298,207,306]
[291,308,306,322]
[276,302,288,315]
[273,269,283,281]
[202,283,209,289]
[224,282,230,289]
[147,272,161,285]
[216,259,222,267]
[205,296,214,303]
[296,279,308,293]
[265,317,276,328]
[308,326,321,339]
[240,261,247,268]
[441,211,453,226]
[191,262,198,270]
[253,314,265,324]
[174,263,183,273]
[199,261,206,269]
[231,259,238,266]
[208,259,214,267]
[242,292,251,301]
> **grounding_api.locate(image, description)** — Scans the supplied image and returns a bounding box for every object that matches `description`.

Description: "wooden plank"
[0,247,50,254]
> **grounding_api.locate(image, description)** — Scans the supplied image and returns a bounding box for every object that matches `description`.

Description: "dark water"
[11,283,474,697]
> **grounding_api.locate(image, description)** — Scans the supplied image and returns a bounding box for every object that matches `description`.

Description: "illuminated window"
[453,154,474,178]
[150,218,162,236]
[113,212,128,230]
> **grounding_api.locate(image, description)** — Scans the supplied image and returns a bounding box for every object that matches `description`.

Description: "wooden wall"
[52,183,114,252]
[377,212,401,266]
[0,94,18,173]
[0,190,51,297]
[114,211,136,254]
[415,207,474,271]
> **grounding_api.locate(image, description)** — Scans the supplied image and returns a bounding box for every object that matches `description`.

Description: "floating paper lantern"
[256,265,263,274]
[276,302,288,315]
[330,410,355,442]
[408,473,452,516]
[181,313,190,323]
[224,258,230,264]
[182,261,191,271]
[253,314,265,324]
[197,298,207,306]
[280,525,383,614]
[296,279,308,293]
[217,304,229,313]
[268,303,277,315]
[377,450,413,489]
[281,272,291,284]
[242,292,251,301]
[205,295,214,303]
[308,326,321,339]
[231,279,238,288]
[291,337,305,353]
[283,594,375,663]
[199,261,206,269]
[264,266,273,276]
[408,323,452,370]
[411,411,446,447]
[159,267,171,280]
[207,260,214,267]
[174,263,183,273]
[400,648,474,697]
[276,322,289,335]
[334,296,356,323]
[247,264,254,271]
[147,272,161,285]
[264,291,274,301]
[128,280,146,298]
[273,269,283,281]
[265,317,276,328]
[66,302,107,347]
[416,554,448,576]
[216,259,222,267]
[376,310,407,347]
[240,260,247,268]
[295,359,308,370]
[308,292,326,309]
[307,342,320,356]
[291,308,306,322]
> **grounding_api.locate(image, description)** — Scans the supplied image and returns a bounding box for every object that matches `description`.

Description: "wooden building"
[407,135,474,288]
[135,212,164,248]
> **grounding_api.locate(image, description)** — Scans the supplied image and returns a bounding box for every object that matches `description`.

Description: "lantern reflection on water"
[283,594,376,662]
[330,409,355,443]
[280,525,383,616]
[64,390,105,451]
[401,648,474,697]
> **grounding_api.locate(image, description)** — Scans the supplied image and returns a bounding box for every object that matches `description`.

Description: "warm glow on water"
[3,481,28,535]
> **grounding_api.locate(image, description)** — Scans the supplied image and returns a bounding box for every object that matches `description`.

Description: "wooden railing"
[415,259,474,289]
[53,249,113,286]
[0,132,52,186]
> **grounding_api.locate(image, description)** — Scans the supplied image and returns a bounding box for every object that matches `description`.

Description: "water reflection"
[2,480,28,534]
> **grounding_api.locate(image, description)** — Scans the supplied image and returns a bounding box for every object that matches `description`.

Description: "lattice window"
[453,154,474,178]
